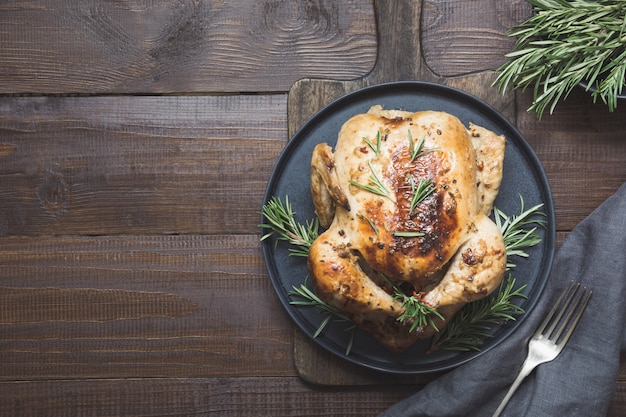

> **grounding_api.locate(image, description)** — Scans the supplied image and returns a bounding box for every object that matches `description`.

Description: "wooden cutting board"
[287,0,516,386]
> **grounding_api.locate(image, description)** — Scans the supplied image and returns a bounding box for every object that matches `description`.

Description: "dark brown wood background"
[1,1,625,415]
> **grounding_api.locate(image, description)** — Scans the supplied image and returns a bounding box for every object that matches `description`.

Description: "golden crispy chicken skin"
[308,105,507,352]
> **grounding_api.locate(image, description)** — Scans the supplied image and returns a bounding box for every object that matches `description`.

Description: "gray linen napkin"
[378,181,626,417]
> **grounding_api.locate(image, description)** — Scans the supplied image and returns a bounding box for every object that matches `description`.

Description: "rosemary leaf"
[393,231,425,238]
[361,214,379,235]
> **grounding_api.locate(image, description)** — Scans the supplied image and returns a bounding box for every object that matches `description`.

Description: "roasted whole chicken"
[308,105,507,352]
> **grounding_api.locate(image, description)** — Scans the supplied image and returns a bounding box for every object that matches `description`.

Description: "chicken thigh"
[307,105,507,352]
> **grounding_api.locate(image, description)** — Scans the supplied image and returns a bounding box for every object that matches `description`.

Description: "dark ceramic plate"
[261,81,555,374]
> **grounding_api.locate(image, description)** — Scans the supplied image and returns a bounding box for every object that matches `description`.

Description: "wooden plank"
[0,0,377,94]
[0,235,294,380]
[0,377,420,417]
[0,94,288,236]
[0,0,539,95]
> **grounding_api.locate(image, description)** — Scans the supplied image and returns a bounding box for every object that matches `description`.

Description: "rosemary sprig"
[349,160,395,202]
[408,131,437,162]
[380,275,444,332]
[395,291,445,333]
[494,195,546,269]
[260,196,319,257]
[428,276,527,353]
[409,175,436,214]
[391,175,436,238]
[289,282,356,355]
[362,131,382,156]
[494,0,626,118]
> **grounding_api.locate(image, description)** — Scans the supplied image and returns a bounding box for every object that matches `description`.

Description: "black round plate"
[261,81,555,374]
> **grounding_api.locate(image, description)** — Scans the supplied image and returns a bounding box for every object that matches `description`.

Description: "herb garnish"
[349,160,395,202]
[360,214,379,235]
[428,276,527,352]
[362,131,382,156]
[259,196,319,257]
[494,195,546,269]
[494,0,626,118]
[289,282,356,355]
[393,231,425,238]
[380,274,444,332]
[408,130,437,162]
[409,175,436,214]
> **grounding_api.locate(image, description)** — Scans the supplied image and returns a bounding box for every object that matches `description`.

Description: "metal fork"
[491,281,592,417]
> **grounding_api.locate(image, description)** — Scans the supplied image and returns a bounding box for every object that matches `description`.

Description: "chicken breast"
[307,105,507,352]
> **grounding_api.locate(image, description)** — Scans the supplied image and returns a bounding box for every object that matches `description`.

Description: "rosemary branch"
[259,196,319,257]
[380,274,445,332]
[494,0,626,118]
[409,175,436,214]
[408,130,437,162]
[428,276,527,353]
[396,292,444,333]
[494,195,546,269]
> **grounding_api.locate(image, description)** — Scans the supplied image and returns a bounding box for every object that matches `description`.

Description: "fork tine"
[550,284,582,339]
[549,283,583,341]
[556,287,592,348]
[534,281,575,336]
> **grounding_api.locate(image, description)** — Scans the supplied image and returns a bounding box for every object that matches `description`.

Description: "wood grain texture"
[0,0,377,94]
[0,94,287,236]
[517,89,626,231]
[422,0,533,77]
[0,377,419,417]
[2,0,626,415]
[0,234,293,380]
[0,287,197,323]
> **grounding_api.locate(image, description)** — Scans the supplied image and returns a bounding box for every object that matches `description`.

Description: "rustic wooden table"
[1,1,625,416]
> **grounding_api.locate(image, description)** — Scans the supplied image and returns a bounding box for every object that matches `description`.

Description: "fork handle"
[491,361,534,417]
